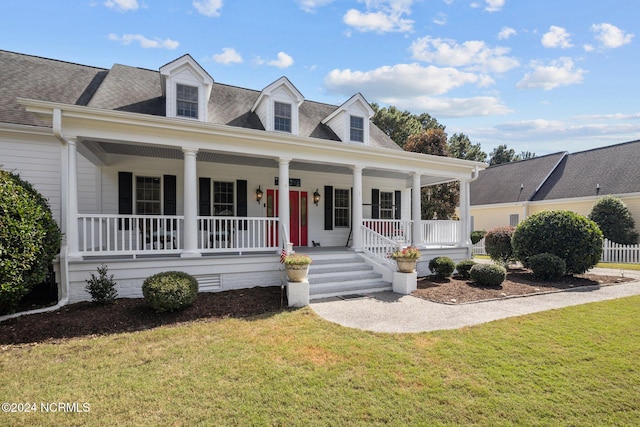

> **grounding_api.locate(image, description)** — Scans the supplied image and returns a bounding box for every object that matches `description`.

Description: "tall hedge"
[512,210,602,275]
[588,196,639,245]
[0,171,62,313]
[484,226,515,266]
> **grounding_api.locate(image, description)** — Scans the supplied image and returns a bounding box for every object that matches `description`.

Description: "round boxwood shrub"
[455,259,477,279]
[588,196,639,245]
[469,264,506,287]
[142,271,199,312]
[512,210,603,275]
[484,226,515,266]
[528,253,566,280]
[0,170,62,314]
[428,256,455,280]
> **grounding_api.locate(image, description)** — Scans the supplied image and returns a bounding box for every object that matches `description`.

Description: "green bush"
[528,253,566,280]
[512,210,603,275]
[470,230,486,245]
[588,196,639,245]
[0,170,62,314]
[85,264,118,305]
[484,226,515,266]
[428,256,455,280]
[142,271,199,312]
[455,259,477,279]
[470,264,507,287]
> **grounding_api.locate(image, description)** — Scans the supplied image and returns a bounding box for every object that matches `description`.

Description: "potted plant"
[283,253,312,282]
[390,246,421,273]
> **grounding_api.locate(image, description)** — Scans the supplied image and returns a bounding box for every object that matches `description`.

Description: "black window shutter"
[198,177,211,216]
[324,185,333,230]
[236,179,248,230]
[163,175,177,215]
[118,172,133,230]
[394,190,402,220]
[371,189,380,219]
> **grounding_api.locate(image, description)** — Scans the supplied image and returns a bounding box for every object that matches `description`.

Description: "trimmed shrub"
[588,196,639,245]
[528,253,566,280]
[512,210,603,275]
[142,271,199,312]
[470,230,486,245]
[428,256,455,280]
[85,264,118,305]
[470,264,507,287]
[0,170,62,314]
[484,226,515,266]
[455,259,477,279]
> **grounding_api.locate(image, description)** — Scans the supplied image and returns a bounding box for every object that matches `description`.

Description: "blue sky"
[2,0,638,156]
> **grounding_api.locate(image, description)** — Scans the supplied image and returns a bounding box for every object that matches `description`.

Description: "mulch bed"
[414,267,632,304]
[0,286,284,346]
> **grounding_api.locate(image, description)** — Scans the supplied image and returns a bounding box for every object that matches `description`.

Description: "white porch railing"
[602,238,640,264]
[361,224,399,267]
[363,219,412,245]
[78,214,183,255]
[197,216,279,254]
[422,220,461,245]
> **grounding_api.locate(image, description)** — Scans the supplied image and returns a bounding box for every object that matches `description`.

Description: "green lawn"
[2,297,640,426]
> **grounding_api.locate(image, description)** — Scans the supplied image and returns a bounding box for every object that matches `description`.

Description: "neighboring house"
[470,140,640,234]
[0,50,485,305]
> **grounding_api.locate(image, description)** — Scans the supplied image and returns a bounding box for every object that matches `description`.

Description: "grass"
[2,298,640,426]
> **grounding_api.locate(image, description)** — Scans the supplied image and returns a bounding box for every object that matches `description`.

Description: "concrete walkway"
[310,268,640,333]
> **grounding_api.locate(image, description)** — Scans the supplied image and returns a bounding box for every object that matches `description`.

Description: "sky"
[2,0,639,156]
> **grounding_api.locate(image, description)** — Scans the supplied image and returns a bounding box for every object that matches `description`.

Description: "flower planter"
[395,258,417,273]
[285,264,310,282]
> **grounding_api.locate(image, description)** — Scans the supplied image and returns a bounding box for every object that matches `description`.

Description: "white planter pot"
[285,264,310,282]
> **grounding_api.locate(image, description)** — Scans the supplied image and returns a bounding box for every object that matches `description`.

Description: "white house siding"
[77,154,99,214]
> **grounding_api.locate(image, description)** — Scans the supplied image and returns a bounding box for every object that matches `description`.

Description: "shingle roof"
[470,152,567,205]
[0,50,401,150]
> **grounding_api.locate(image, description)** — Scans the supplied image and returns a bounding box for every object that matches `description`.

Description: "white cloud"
[213,48,242,64]
[104,0,138,12]
[541,26,573,49]
[343,0,415,34]
[296,0,335,13]
[591,23,634,49]
[410,36,519,74]
[433,13,447,26]
[268,52,294,69]
[485,0,506,12]
[583,44,594,52]
[516,58,585,91]
[382,95,512,117]
[108,33,179,50]
[193,0,223,17]
[498,27,516,40]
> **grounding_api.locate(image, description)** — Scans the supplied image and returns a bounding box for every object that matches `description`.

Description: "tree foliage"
[0,170,62,313]
[371,104,444,149]
[588,196,639,245]
[448,133,488,162]
[489,144,519,165]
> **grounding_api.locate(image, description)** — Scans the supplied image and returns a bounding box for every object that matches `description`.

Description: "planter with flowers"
[390,246,421,273]
[283,253,312,307]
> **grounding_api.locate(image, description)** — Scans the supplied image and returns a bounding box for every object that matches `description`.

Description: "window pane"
[334,189,350,227]
[380,191,394,219]
[176,84,198,119]
[135,176,161,215]
[350,115,364,142]
[274,102,292,132]
[214,181,234,215]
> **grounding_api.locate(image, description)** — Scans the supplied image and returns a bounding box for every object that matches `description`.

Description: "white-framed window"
[509,214,519,227]
[214,181,234,215]
[350,115,364,142]
[380,191,394,219]
[176,84,199,119]
[136,176,161,215]
[334,188,350,228]
[274,101,292,132]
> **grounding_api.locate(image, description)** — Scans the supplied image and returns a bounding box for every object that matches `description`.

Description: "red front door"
[267,189,308,247]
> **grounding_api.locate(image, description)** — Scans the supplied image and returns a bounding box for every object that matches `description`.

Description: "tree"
[519,151,536,160]
[588,196,639,244]
[371,103,444,148]
[489,144,519,165]
[448,133,487,162]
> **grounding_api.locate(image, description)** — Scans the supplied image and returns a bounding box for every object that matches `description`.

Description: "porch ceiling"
[83,139,443,183]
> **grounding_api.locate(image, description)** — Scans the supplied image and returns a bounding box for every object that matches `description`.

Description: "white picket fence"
[471,237,640,264]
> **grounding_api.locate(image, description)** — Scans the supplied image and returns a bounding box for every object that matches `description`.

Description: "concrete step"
[310,279,392,299]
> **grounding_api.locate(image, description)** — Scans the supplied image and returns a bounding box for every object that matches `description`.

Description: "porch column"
[459,179,472,255]
[278,158,291,251]
[182,148,200,257]
[351,165,363,251]
[412,173,422,247]
[67,137,80,258]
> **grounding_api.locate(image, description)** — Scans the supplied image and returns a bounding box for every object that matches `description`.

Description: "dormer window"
[350,115,364,142]
[274,102,292,133]
[176,84,199,119]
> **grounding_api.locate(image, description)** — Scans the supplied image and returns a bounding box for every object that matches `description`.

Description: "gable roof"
[0,50,401,151]
[470,152,567,205]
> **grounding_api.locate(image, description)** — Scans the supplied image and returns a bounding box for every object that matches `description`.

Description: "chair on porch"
[138,218,177,250]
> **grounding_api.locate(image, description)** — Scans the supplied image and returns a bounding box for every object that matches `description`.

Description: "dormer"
[322,93,374,145]
[251,77,304,135]
[160,54,213,122]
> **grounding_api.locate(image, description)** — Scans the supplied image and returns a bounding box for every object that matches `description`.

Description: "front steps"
[307,251,392,300]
